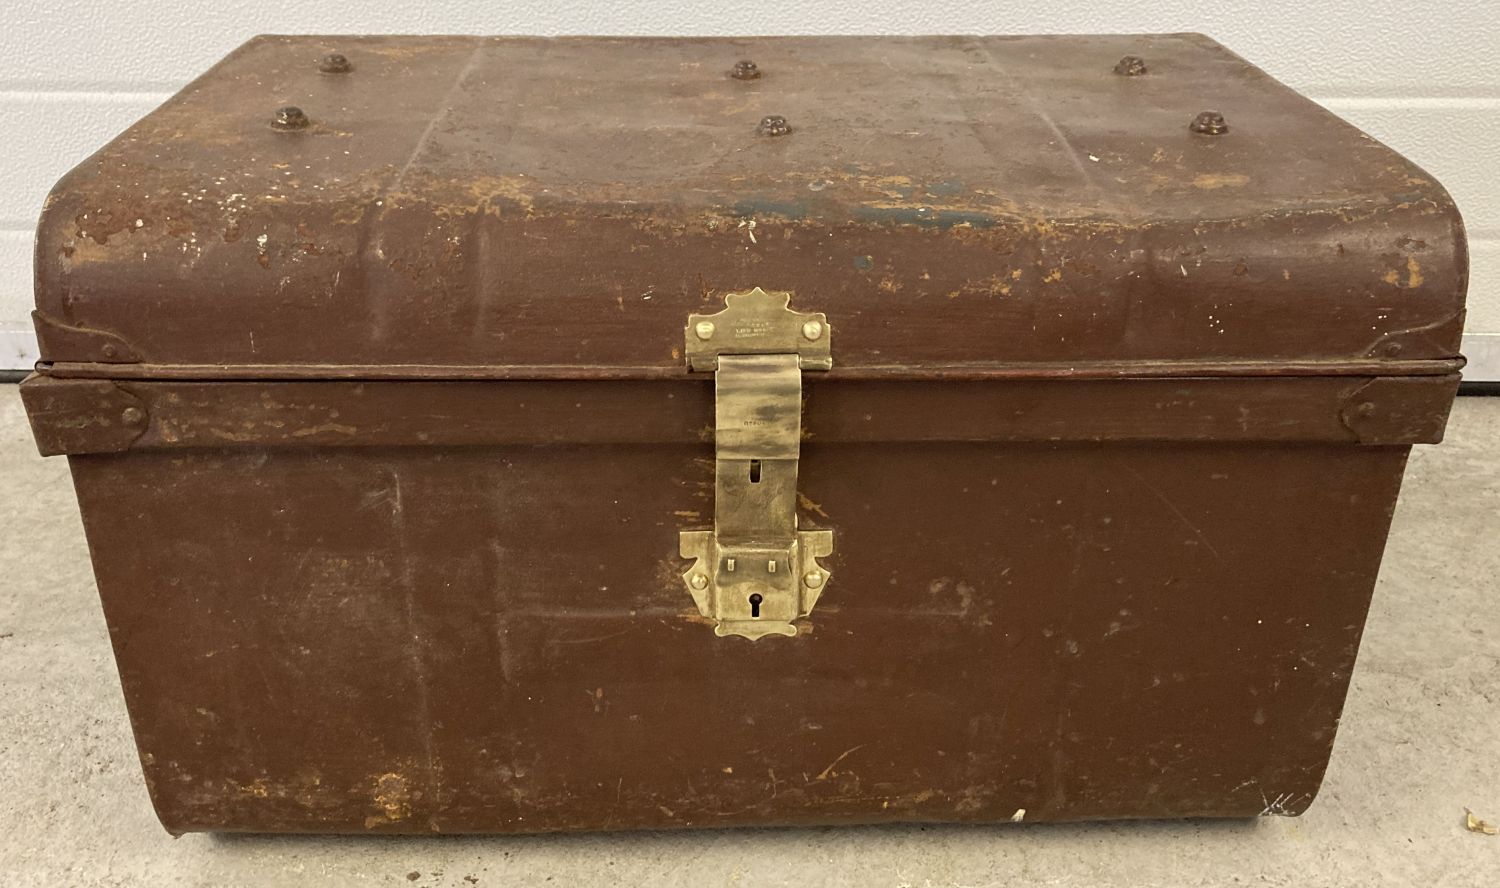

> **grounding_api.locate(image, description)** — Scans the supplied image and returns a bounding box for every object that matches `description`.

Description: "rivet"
[731,59,761,80]
[121,407,145,425]
[802,320,824,341]
[1381,342,1403,358]
[689,574,709,590]
[694,320,715,340]
[319,53,352,74]
[100,343,118,359]
[1114,55,1148,76]
[758,115,790,137]
[804,571,825,589]
[272,106,310,131]
[1189,110,1229,135]
[1356,401,1377,417]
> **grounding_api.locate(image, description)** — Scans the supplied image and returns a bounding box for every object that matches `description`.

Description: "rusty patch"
[365,772,414,828]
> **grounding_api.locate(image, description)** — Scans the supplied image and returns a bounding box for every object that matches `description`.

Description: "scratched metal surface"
[18,35,1470,835]
[68,438,1410,833]
[32,34,1465,370]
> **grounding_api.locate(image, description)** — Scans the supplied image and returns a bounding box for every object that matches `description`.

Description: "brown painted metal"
[66,437,1412,833]
[23,374,1460,457]
[22,34,1467,834]
[33,34,1464,373]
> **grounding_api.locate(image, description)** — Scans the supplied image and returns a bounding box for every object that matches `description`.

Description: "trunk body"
[22,34,1466,834]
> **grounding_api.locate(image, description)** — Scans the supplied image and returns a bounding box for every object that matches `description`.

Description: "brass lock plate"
[678,288,833,640]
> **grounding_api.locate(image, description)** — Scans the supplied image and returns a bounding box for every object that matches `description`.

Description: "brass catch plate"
[678,288,833,640]
[685,287,831,371]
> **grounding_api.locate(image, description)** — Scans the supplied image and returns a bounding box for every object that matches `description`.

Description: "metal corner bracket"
[679,287,833,640]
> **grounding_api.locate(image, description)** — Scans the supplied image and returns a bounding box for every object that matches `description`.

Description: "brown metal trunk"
[22,34,1466,834]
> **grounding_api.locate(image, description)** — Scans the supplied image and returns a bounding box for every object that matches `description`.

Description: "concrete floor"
[0,384,1495,887]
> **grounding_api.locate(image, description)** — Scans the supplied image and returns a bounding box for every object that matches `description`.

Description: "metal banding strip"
[36,357,1467,381]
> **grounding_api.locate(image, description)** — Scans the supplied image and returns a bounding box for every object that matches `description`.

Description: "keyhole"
[749,459,762,483]
[749,593,763,618]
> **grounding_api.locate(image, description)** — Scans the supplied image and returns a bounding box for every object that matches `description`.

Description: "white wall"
[4,1,1496,376]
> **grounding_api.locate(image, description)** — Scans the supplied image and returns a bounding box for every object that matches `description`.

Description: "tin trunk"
[22,35,1465,833]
